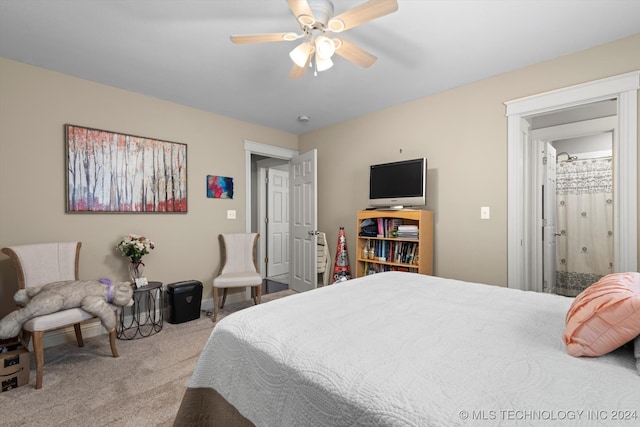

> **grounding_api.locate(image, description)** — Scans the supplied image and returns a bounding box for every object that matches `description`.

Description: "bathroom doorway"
[532,112,615,295]
[505,72,639,292]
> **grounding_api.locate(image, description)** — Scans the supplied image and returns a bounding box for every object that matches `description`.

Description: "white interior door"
[267,168,289,277]
[289,149,318,292]
[542,142,557,293]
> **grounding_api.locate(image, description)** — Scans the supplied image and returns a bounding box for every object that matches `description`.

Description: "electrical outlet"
[481,206,490,220]
[227,209,236,220]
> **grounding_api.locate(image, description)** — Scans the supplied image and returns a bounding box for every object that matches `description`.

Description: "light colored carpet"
[0,290,295,427]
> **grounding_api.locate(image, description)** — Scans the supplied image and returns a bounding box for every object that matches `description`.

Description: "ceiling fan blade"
[290,52,312,79]
[328,0,398,32]
[334,39,377,68]
[230,33,298,44]
[287,0,315,25]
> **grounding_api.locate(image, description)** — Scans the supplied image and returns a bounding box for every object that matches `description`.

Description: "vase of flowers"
[116,234,155,283]
[128,258,145,282]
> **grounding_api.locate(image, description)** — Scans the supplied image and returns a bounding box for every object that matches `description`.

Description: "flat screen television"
[368,158,427,209]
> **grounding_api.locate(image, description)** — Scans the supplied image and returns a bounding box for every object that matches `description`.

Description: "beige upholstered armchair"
[1,242,119,389]
[212,233,262,322]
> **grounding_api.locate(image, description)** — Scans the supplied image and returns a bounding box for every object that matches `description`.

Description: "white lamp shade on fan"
[314,36,336,59]
[313,35,336,72]
[315,53,333,71]
[289,42,313,67]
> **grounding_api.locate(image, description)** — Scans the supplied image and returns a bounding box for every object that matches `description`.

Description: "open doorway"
[245,141,297,295]
[244,141,320,294]
[506,71,639,292]
[552,132,613,296]
[255,155,290,291]
[531,107,615,295]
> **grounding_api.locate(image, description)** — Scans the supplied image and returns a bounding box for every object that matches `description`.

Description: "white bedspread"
[188,272,640,426]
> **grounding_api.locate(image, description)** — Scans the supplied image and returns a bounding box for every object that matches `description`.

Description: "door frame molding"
[244,140,298,284]
[505,71,639,290]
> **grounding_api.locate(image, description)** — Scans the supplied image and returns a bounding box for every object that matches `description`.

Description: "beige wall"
[1,33,639,319]
[0,58,298,317]
[301,33,640,286]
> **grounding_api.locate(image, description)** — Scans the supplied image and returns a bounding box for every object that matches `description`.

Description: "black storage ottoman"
[166,280,203,324]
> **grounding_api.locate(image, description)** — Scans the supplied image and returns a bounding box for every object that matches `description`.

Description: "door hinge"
[543,156,548,165]
[264,257,268,264]
[264,217,269,224]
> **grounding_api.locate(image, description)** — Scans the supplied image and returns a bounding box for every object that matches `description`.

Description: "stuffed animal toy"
[0,279,134,339]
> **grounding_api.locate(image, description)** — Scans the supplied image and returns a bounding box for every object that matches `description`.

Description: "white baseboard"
[38,293,249,349]
[39,308,164,350]
[201,297,213,313]
[200,290,247,313]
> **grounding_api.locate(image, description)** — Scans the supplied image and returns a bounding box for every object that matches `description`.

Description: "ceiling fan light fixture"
[314,35,335,59]
[289,42,313,67]
[315,52,333,72]
[327,18,345,32]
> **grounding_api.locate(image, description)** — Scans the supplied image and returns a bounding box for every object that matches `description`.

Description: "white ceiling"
[1,0,639,135]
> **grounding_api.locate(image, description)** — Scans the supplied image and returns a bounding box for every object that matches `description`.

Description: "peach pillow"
[563,272,640,357]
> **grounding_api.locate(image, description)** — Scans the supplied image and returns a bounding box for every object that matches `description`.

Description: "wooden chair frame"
[1,242,118,389]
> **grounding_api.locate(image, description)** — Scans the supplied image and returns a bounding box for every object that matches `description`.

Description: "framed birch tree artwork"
[65,124,187,213]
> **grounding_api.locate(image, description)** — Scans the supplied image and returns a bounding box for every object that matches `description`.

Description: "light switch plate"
[481,206,490,220]
[227,209,236,220]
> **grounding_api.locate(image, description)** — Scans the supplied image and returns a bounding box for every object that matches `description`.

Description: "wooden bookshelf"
[355,209,433,278]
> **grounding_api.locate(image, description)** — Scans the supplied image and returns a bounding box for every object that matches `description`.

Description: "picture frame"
[65,124,187,213]
[206,175,234,199]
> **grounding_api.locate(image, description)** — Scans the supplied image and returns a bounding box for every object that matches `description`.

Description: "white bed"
[175,272,640,426]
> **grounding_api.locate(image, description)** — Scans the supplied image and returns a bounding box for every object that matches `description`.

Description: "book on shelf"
[363,218,419,238]
[397,233,418,239]
[364,262,418,275]
[397,225,418,231]
[368,240,419,265]
[396,224,419,239]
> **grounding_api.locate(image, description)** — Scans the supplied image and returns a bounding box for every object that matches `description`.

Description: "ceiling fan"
[230,0,399,79]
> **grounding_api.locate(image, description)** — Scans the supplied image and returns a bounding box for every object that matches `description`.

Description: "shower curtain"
[555,157,613,297]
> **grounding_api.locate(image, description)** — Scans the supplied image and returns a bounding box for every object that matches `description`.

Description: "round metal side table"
[117,281,163,340]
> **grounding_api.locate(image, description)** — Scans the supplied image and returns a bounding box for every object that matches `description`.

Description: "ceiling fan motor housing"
[305,0,334,29]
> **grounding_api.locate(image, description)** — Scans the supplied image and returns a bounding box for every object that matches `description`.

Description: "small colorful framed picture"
[207,175,234,199]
